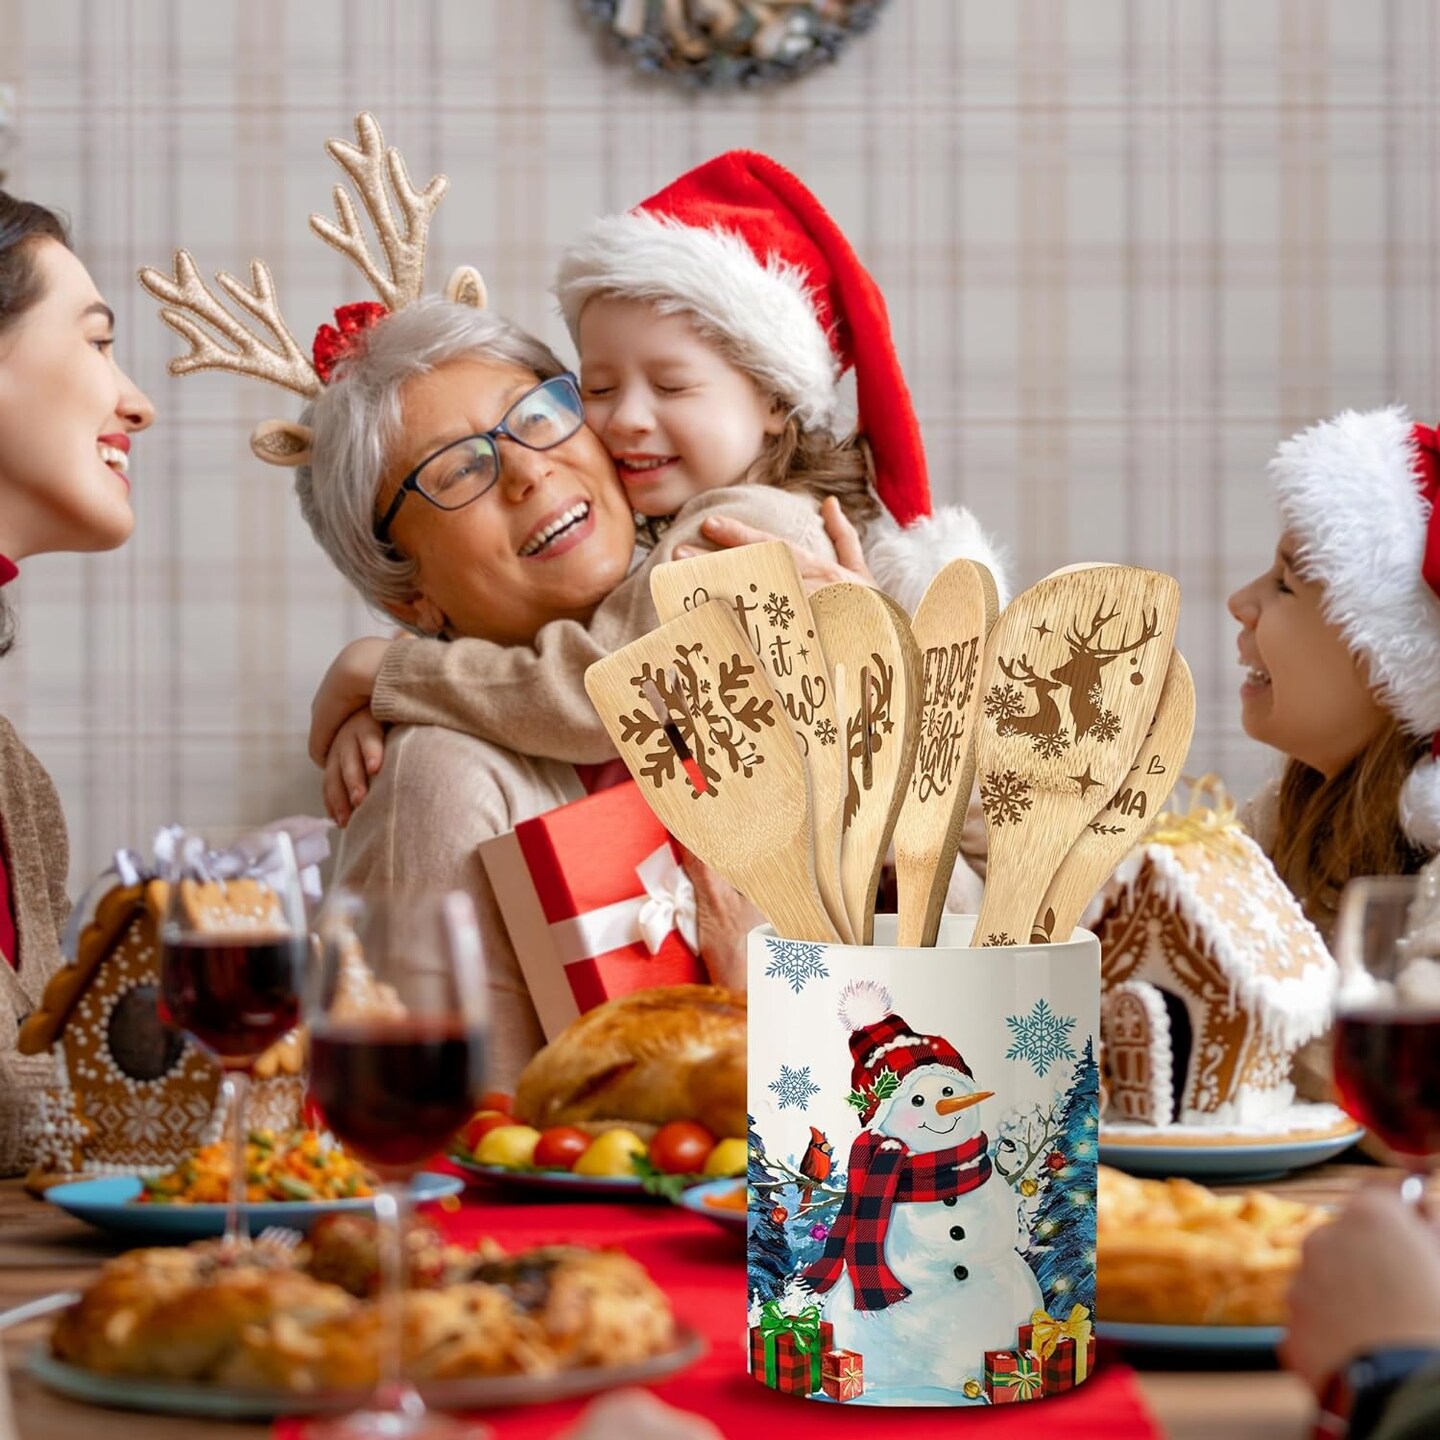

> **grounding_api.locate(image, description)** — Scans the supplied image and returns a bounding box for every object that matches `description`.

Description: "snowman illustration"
[801,980,1043,1397]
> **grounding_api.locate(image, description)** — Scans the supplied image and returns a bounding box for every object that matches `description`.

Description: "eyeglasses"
[373,373,586,544]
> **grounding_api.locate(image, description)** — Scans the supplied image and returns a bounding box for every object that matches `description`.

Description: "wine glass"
[303,886,491,1440]
[1332,874,1440,1206]
[159,829,307,1248]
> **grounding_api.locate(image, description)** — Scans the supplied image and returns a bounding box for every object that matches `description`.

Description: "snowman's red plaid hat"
[838,980,973,1125]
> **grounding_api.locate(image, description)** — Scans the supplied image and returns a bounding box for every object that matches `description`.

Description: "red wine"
[309,1021,488,1170]
[1333,1009,1440,1158]
[160,936,304,1063]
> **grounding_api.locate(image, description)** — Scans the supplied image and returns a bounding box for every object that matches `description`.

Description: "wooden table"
[0,1165,1402,1440]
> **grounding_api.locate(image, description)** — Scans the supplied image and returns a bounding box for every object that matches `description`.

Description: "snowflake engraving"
[815,717,838,746]
[769,1064,821,1111]
[1031,730,1070,759]
[980,769,1034,826]
[1005,998,1078,1077]
[984,932,1015,947]
[984,683,1026,723]
[1089,709,1121,743]
[763,937,829,993]
[764,592,795,630]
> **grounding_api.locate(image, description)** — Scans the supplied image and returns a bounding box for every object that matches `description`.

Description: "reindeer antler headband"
[138,112,487,468]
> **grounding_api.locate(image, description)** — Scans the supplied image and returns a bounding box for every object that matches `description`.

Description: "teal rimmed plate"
[44,1172,462,1243]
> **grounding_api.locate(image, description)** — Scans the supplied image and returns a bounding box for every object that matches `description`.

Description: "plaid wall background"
[2,0,1437,886]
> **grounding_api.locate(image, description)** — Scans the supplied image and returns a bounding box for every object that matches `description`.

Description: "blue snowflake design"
[763,938,829,993]
[1005,998,1078,1077]
[768,1064,821,1111]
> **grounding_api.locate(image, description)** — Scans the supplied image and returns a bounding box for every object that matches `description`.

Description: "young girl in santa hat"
[311,151,1006,845]
[1228,405,1440,942]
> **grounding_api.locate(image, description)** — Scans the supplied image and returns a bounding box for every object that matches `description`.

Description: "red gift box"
[982,1347,1044,1403]
[479,782,706,1039]
[1018,1305,1096,1392]
[820,1348,863,1401]
[748,1307,833,1395]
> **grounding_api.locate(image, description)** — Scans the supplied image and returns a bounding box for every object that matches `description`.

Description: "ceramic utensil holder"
[747,915,1100,1407]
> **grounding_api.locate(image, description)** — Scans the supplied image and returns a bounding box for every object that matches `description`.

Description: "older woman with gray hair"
[288,294,845,1082]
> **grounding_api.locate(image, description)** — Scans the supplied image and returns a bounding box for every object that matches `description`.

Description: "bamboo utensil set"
[584,543,1195,948]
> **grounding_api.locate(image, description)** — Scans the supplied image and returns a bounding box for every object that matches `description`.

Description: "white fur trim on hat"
[864,505,1012,615]
[554,210,840,431]
[1400,753,1440,850]
[1269,405,1440,739]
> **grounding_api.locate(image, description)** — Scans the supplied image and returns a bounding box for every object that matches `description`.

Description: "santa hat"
[836,980,973,1126]
[1268,405,1440,849]
[554,151,1009,607]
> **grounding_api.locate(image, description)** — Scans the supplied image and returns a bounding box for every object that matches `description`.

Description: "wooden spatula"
[584,598,841,943]
[651,541,853,942]
[808,583,922,944]
[971,565,1181,947]
[1030,649,1196,942]
[890,559,1000,946]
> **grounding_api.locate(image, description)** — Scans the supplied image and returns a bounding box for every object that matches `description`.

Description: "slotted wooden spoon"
[651,541,853,942]
[970,565,1181,947]
[808,583,922,944]
[890,559,1000,947]
[1030,648,1195,942]
[584,598,841,943]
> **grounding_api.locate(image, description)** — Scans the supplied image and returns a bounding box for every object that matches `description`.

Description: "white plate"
[1098,1319,1282,1354]
[1099,1128,1362,1183]
[28,1327,706,1419]
[675,1178,746,1233]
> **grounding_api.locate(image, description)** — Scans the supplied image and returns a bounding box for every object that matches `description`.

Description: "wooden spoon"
[809,583,922,943]
[584,598,841,943]
[651,541,853,942]
[891,559,1000,946]
[1030,649,1196,942]
[970,565,1181,947]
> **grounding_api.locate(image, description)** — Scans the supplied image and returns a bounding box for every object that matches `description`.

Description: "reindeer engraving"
[983,654,1073,757]
[1050,603,1159,740]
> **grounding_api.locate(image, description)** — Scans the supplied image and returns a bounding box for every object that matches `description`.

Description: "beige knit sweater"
[0,715,70,1176]
[345,485,987,1081]
[371,485,833,763]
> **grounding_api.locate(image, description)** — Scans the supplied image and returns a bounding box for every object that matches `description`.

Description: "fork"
[0,1291,80,1330]
[253,1224,304,1253]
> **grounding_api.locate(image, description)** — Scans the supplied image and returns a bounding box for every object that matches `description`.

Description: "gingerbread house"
[1093,804,1335,1129]
[18,879,303,1181]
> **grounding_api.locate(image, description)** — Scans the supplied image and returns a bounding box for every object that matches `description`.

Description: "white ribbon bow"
[635,844,700,955]
[548,842,699,966]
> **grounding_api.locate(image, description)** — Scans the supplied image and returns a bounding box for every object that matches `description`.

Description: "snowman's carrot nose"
[935,1090,993,1115]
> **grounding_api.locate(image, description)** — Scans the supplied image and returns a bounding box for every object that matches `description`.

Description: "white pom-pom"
[1400,756,1440,851]
[837,979,893,1031]
[863,506,1012,615]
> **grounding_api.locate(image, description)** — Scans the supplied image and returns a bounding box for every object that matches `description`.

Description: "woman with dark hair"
[0,191,155,1174]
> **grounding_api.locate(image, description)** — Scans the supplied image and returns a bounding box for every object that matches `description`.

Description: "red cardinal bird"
[797,1126,833,1209]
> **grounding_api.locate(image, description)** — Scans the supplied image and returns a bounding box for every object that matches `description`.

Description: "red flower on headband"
[312,302,389,383]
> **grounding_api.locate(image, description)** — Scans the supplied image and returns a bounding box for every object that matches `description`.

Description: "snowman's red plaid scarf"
[801,1129,992,1311]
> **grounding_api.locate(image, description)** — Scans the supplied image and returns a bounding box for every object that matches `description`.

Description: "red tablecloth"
[281,1181,1161,1439]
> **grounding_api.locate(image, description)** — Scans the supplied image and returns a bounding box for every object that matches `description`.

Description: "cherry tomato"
[457,1111,510,1154]
[479,1091,513,1116]
[648,1120,717,1175]
[533,1126,592,1171]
